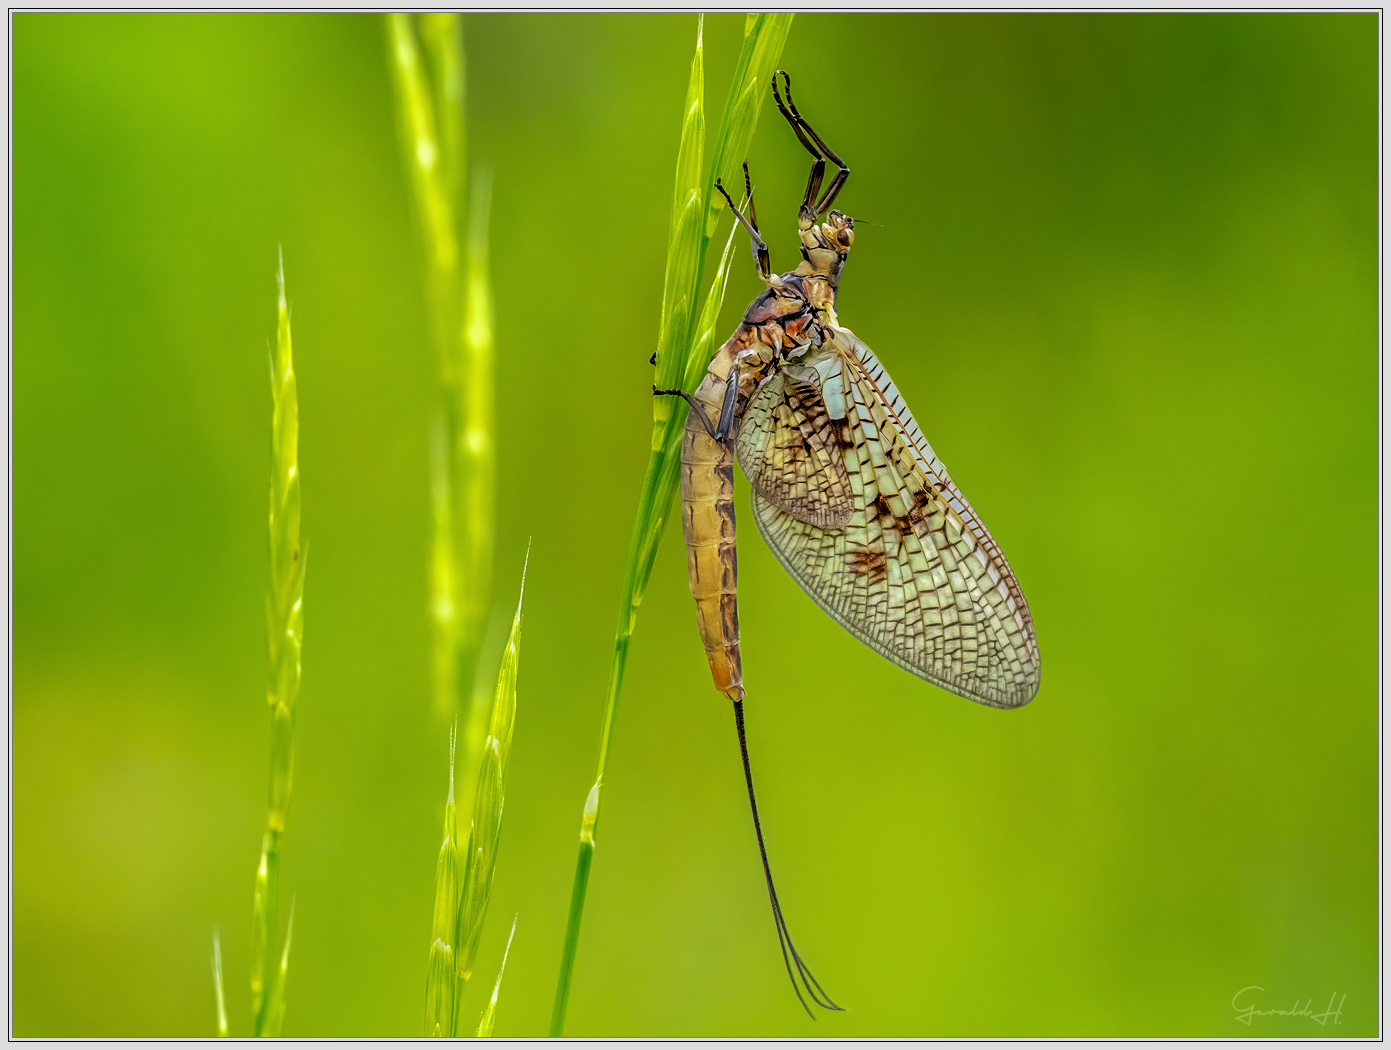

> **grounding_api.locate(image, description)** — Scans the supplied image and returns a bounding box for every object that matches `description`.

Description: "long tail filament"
[733,699,844,1018]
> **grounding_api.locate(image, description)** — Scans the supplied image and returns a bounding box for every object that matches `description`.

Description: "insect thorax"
[741,274,834,354]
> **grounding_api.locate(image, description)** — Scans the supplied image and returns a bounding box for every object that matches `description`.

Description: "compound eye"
[822,210,854,249]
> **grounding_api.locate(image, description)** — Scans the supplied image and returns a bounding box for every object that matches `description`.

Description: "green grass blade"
[548,15,791,1036]
[212,927,228,1037]
[474,915,517,1037]
[452,548,527,1034]
[254,252,305,1037]
[424,724,461,1036]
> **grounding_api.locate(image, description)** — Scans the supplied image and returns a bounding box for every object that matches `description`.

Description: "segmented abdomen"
[679,373,743,702]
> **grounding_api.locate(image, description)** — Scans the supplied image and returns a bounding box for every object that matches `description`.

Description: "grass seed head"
[253,254,303,1036]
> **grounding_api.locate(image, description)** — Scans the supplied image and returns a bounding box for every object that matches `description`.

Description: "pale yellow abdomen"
[679,374,743,701]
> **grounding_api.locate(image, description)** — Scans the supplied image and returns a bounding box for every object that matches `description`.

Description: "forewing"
[735,368,853,529]
[752,335,1040,708]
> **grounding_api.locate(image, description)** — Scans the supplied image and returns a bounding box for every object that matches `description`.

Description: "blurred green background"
[12,12,1377,1037]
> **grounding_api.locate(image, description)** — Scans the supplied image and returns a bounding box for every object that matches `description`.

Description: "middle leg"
[716,175,771,282]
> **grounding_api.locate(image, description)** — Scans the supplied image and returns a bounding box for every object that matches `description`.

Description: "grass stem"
[548,14,793,1036]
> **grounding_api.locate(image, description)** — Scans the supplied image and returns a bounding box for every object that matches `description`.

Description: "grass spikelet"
[549,14,793,1036]
[212,928,228,1037]
[475,916,517,1037]
[424,724,461,1036]
[455,549,526,999]
[253,251,305,1037]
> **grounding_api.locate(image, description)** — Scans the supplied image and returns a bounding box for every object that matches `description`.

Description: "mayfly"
[655,72,1041,1015]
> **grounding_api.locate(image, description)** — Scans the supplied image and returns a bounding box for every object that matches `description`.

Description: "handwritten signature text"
[1232,987,1344,1027]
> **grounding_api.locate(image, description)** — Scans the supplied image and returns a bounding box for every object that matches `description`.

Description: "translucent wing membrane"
[747,334,1040,708]
[735,370,853,529]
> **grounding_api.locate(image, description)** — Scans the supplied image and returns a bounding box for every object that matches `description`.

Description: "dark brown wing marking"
[749,335,1040,709]
[735,370,853,529]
